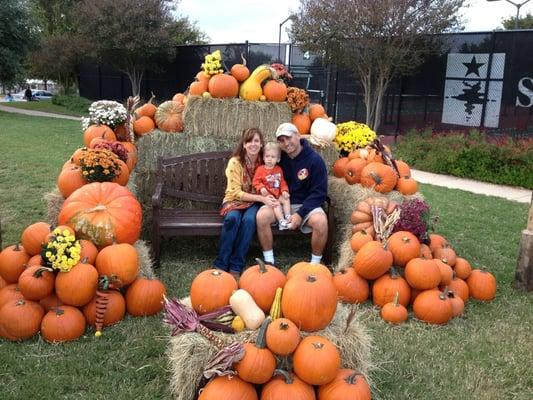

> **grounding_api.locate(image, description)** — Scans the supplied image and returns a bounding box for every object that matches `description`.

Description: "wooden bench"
[151,151,335,267]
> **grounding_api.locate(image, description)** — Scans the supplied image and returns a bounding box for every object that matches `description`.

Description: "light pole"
[278,16,295,62]
[487,0,532,29]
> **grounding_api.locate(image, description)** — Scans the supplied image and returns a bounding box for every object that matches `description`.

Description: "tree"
[0,0,38,87]
[290,0,465,131]
[502,12,533,29]
[73,0,206,97]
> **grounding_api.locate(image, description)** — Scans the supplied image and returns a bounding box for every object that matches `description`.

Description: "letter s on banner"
[516,77,533,107]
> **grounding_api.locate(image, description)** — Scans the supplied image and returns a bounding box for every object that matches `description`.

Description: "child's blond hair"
[263,142,281,161]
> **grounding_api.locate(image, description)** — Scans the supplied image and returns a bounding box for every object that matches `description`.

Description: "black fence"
[79,30,533,136]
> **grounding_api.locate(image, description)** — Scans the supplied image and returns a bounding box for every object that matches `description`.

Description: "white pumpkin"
[309,117,337,148]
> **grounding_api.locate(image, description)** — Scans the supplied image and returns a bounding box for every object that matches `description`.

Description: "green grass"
[1,101,88,117]
[0,111,532,399]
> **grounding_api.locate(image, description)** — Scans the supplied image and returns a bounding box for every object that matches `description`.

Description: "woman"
[214,128,279,278]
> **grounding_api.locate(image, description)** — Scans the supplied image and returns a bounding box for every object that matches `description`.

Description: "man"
[256,122,328,265]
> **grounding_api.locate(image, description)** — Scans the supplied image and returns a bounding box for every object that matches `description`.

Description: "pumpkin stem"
[306,275,317,283]
[14,242,22,251]
[273,369,293,384]
[278,321,289,331]
[390,266,400,279]
[87,204,107,213]
[240,52,247,67]
[148,91,156,105]
[393,291,400,306]
[33,266,54,277]
[53,307,65,316]
[312,342,325,350]
[255,258,268,274]
[440,286,450,300]
[255,317,272,349]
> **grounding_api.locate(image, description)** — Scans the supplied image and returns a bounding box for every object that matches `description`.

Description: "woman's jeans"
[214,203,259,273]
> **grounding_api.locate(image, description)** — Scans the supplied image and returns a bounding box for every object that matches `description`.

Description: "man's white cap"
[275,122,299,138]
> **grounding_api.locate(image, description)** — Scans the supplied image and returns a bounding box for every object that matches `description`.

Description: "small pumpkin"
[0,243,30,283]
[454,257,472,280]
[344,158,367,185]
[332,157,350,178]
[404,258,441,290]
[21,222,51,256]
[40,305,86,342]
[133,116,155,136]
[190,269,238,315]
[318,369,371,400]
[125,277,166,316]
[332,268,369,304]
[413,288,453,325]
[55,259,99,306]
[57,166,87,198]
[79,239,98,265]
[395,177,418,195]
[261,370,315,400]
[292,112,312,135]
[433,246,457,267]
[447,289,465,317]
[135,96,157,119]
[387,231,421,267]
[434,259,453,285]
[380,292,409,324]
[466,269,497,301]
[83,289,126,327]
[263,80,288,102]
[372,267,411,307]
[230,56,250,82]
[353,241,393,280]
[0,299,44,341]
[18,266,55,301]
[95,243,139,288]
[360,162,398,193]
[208,73,239,98]
[308,104,326,121]
[234,318,276,384]
[429,233,449,252]
[293,335,340,385]
[0,284,24,309]
[83,125,116,148]
[447,275,469,303]
[265,317,301,356]
[395,160,411,177]
[350,230,374,251]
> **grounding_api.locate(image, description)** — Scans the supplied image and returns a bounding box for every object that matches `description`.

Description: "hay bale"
[44,188,64,227]
[134,240,157,278]
[167,301,373,400]
[183,97,292,139]
[328,176,424,271]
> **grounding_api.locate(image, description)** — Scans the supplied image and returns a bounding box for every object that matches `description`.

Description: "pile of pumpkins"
[346,196,497,325]
[133,96,185,136]
[0,221,166,342]
[187,261,371,400]
[333,146,418,195]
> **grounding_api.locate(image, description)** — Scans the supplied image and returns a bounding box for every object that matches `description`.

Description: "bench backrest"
[157,151,232,203]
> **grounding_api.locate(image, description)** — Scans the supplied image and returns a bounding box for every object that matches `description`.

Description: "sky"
[178,0,533,44]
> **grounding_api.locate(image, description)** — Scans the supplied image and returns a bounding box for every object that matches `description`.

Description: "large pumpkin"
[0,299,44,341]
[412,288,453,325]
[95,243,139,288]
[281,273,337,332]
[239,259,286,313]
[293,335,340,385]
[40,305,86,342]
[208,73,239,98]
[360,162,398,193]
[190,269,238,315]
[55,260,99,306]
[466,269,497,301]
[353,241,393,280]
[332,268,369,304]
[286,261,332,280]
[125,277,166,316]
[58,182,142,248]
[155,100,184,132]
[387,231,421,267]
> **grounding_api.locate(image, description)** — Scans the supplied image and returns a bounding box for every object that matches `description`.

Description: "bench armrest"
[152,182,163,208]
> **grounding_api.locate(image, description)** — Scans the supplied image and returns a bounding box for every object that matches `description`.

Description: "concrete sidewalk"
[0,104,80,121]
[411,169,532,204]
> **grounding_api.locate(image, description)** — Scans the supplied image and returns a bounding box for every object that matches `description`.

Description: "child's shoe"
[278,219,289,230]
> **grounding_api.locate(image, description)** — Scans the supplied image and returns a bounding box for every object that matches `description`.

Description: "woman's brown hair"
[232,127,265,161]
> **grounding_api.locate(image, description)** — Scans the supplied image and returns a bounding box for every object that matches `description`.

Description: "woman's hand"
[263,195,279,208]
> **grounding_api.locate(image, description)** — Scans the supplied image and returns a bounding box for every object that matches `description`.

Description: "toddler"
[253,142,292,230]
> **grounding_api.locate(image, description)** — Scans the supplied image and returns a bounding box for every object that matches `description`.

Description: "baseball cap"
[275,122,299,138]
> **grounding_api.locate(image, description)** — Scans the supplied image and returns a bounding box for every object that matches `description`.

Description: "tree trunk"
[126,68,144,97]
[514,193,533,291]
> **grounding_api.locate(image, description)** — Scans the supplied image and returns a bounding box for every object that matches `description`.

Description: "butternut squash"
[239,65,273,101]
[229,289,265,329]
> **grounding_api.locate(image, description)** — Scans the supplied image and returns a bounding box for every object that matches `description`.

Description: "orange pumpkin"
[125,277,166,316]
[420,244,433,259]
[230,60,250,82]
[344,158,367,185]
[133,116,155,136]
[318,369,371,400]
[55,260,99,306]
[40,305,86,342]
[234,319,276,384]
[286,261,332,280]
[172,93,186,104]
[396,177,418,195]
[136,101,157,119]
[380,293,409,324]
[155,100,184,132]
[39,292,63,312]
[447,275,469,303]
[0,299,44,341]
[395,160,411,177]
[360,162,398,193]
[353,241,393,280]
[309,104,326,121]
[57,166,87,198]
[404,258,441,290]
[387,231,421,267]
[293,335,340,385]
[18,266,55,301]
[0,284,24,309]
[447,290,465,317]
[263,80,288,102]
[0,243,30,283]
[95,243,139,288]
[190,269,238,315]
[58,182,142,248]
[197,375,257,400]
[433,246,457,267]
[239,259,286,312]
[333,268,369,304]
[281,273,337,332]
[83,289,126,327]
[265,317,301,356]
[189,80,208,96]
[454,257,472,280]
[111,159,130,186]
[292,112,311,135]
[83,125,116,148]
[429,233,449,252]
[332,157,350,178]
[113,123,129,141]
[413,288,453,325]
[372,268,411,307]
[434,259,453,285]
[350,230,374,251]
[79,240,98,265]
[261,370,314,400]
[466,269,497,301]
[20,222,51,256]
[208,73,239,98]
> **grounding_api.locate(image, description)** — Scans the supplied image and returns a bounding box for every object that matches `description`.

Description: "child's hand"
[260,188,269,196]
[281,191,290,200]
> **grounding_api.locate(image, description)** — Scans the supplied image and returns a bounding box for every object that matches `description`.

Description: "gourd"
[229,289,265,329]
[239,65,273,101]
[309,117,337,148]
